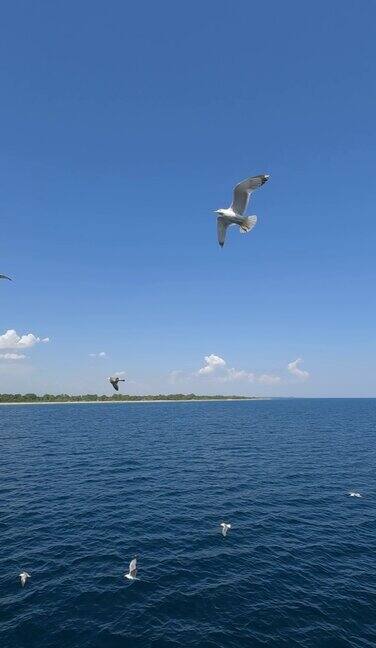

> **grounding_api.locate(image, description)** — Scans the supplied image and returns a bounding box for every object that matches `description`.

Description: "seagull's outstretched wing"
[231,174,269,215]
[129,558,137,577]
[0,274,12,280]
[217,217,230,247]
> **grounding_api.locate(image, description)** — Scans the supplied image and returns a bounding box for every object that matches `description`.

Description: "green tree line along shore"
[0,393,255,403]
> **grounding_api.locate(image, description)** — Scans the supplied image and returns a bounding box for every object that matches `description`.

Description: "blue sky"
[1,0,376,396]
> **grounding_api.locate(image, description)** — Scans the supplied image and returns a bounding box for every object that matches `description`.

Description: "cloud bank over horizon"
[169,354,284,390]
[0,332,313,395]
[0,353,26,360]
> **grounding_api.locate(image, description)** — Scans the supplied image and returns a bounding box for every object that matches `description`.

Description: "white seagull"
[19,571,31,587]
[220,522,231,537]
[215,174,270,247]
[124,556,138,580]
[348,492,362,498]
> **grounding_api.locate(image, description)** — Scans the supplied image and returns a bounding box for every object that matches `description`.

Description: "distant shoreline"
[0,398,267,406]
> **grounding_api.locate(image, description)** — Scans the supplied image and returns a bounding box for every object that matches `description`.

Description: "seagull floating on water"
[19,571,31,587]
[215,174,270,247]
[348,491,362,498]
[220,522,231,537]
[109,376,125,391]
[124,556,138,580]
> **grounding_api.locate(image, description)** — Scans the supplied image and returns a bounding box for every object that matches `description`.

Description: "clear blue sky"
[1,0,375,396]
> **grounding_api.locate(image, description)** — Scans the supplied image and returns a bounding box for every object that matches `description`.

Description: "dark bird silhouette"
[109,376,126,391]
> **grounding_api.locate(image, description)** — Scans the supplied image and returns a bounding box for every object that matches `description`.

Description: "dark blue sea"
[1,399,375,648]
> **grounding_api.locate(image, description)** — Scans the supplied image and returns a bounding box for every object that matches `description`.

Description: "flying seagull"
[348,492,362,498]
[109,376,125,391]
[215,174,270,247]
[220,522,231,537]
[19,571,31,587]
[0,274,12,281]
[124,556,138,580]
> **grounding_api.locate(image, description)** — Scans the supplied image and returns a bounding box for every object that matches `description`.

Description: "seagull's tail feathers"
[239,215,257,234]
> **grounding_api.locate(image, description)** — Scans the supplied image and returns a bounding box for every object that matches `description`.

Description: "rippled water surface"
[1,399,376,647]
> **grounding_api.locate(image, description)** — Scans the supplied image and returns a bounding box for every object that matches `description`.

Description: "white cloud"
[89,351,107,358]
[198,354,226,375]
[258,374,281,385]
[219,368,255,383]
[0,329,50,350]
[197,354,254,383]
[114,371,125,376]
[287,358,309,380]
[172,355,285,388]
[0,353,26,360]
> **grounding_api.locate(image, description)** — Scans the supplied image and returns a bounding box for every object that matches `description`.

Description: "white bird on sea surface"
[124,556,138,580]
[214,174,270,247]
[348,492,362,498]
[19,571,31,587]
[220,522,231,537]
